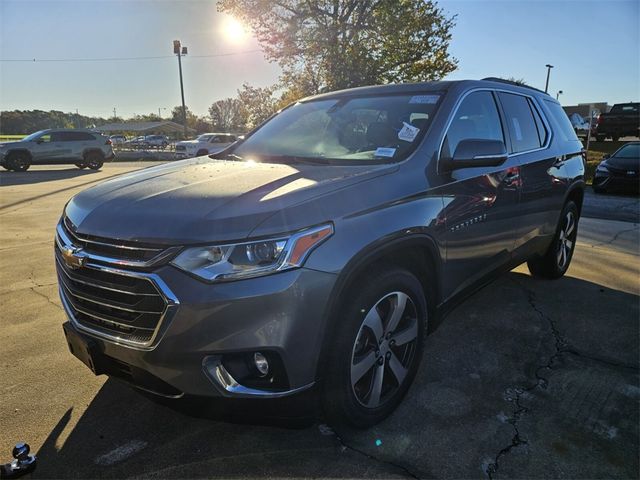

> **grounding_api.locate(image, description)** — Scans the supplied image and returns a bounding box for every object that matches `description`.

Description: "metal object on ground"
[0,442,37,479]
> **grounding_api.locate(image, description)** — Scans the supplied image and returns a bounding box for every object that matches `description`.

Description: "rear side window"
[442,91,504,159]
[57,131,95,141]
[610,103,639,114]
[497,92,543,153]
[544,99,579,141]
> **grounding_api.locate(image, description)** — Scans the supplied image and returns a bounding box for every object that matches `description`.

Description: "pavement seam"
[590,225,639,248]
[326,425,421,479]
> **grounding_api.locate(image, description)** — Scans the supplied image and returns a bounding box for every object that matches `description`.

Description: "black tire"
[196,149,208,157]
[322,267,427,428]
[596,135,606,142]
[611,135,619,142]
[6,151,31,172]
[527,200,579,279]
[84,151,104,170]
[75,163,88,169]
[1,164,11,171]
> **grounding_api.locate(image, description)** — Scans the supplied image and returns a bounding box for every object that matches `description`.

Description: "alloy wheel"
[350,291,419,408]
[557,211,575,269]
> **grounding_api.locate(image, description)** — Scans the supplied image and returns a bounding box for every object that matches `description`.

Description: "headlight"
[596,163,609,173]
[171,224,333,282]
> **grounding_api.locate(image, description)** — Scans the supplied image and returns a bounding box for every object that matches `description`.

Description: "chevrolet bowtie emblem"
[61,245,87,270]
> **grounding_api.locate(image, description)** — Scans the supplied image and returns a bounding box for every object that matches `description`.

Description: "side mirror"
[443,139,508,171]
[36,138,44,144]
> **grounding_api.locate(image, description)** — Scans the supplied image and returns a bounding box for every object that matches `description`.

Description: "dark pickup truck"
[595,102,640,142]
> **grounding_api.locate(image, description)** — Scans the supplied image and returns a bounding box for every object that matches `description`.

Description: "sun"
[222,16,248,43]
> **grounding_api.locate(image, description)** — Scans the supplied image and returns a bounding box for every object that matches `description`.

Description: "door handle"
[553,156,566,167]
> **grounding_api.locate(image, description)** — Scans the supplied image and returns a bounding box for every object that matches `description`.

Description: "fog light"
[253,352,269,377]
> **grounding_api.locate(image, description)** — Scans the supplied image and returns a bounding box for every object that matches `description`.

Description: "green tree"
[170,105,199,130]
[236,83,278,129]
[208,98,245,131]
[218,0,457,94]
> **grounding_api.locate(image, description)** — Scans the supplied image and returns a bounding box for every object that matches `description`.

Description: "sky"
[1,0,638,118]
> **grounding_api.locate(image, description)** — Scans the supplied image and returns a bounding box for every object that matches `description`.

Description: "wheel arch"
[314,232,443,382]
[564,181,585,215]
[5,148,32,160]
[82,148,105,159]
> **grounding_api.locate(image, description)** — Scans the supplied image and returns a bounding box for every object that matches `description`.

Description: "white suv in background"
[174,133,237,159]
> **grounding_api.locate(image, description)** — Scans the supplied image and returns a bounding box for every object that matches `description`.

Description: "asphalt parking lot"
[1,163,638,479]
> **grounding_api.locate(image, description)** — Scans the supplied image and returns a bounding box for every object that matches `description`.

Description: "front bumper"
[59,263,337,398]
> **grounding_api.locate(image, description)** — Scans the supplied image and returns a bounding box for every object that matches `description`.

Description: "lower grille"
[55,246,174,348]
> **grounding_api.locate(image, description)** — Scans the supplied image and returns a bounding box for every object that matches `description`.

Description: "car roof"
[298,79,551,103]
[39,128,102,134]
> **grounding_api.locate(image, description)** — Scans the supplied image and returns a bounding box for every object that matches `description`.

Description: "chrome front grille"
[55,218,179,349]
[61,217,179,267]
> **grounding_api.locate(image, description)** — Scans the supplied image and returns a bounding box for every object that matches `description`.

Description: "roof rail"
[481,77,548,95]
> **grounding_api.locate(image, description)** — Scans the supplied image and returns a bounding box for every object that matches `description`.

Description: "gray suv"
[56,79,585,427]
[0,129,114,171]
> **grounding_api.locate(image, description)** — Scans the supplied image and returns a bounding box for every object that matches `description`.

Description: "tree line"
[2,0,458,136]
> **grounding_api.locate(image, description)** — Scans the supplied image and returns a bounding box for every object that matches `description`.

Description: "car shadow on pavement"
[33,272,639,479]
[0,168,100,187]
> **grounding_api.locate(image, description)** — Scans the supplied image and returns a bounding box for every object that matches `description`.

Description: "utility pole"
[113,107,117,119]
[158,107,167,119]
[173,40,188,138]
[544,64,554,93]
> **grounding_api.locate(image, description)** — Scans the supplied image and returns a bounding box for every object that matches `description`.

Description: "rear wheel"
[84,152,104,170]
[6,152,31,171]
[322,267,427,428]
[527,200,579,279]
[75,163,88,169]
[611,135,620,142]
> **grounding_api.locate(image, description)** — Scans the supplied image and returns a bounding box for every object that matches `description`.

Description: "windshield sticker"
[409,95,439,104]
[398,122,420,142]
[374,147,396,157]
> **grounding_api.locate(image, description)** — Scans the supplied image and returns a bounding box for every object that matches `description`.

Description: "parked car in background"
[595,103,640,142]
[144,135,170,149]
[109,134,127,145]
[57,79,584,427]
[175,133,237,159]
[0,128,114,171]
[124,136,146,148]
[593,141,640,193]
[568,113,590,139]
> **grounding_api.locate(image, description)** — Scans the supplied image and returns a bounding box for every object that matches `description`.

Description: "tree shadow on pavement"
[33,272,639,479]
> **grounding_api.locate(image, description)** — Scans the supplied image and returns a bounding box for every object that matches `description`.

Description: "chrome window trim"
[57,222,180,269]
[437,87,554,171]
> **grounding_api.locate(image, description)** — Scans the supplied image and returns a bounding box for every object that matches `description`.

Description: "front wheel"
[322,267,427,428]
[527,200,579,279]
[6,152,31,171]
[84,152,104,170]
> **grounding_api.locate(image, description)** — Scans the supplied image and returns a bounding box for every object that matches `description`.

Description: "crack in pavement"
[29,286,63,312]
[324,424,421,479]
[590,225,639,248]
[484,278,637,479]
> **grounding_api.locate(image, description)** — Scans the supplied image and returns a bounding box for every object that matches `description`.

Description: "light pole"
[158,107,167,119]
[173,40,188,138]
[544,64,554,93]
[556,90,563,101]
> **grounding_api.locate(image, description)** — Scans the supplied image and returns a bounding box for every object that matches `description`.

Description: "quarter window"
[442,91,504,160]
[498,92,542,153]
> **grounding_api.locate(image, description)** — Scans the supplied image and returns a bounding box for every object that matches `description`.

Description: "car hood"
[65,158,395,245]
[605,156,640,170]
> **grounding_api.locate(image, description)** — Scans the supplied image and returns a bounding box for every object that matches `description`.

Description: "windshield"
[197,134,213,142]
[616,143,640,159]
[232,93,441,164]
[22,130,47,142]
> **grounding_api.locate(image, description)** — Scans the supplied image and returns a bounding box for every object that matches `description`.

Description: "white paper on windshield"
[409,95,439,104]
[375,147,396,157]
[398,122,420,142]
